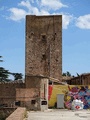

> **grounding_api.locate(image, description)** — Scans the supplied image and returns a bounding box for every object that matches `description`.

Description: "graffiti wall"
[65,86,90,109]
[48,85,90,109]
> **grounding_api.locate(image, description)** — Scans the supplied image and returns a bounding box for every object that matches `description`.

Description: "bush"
[0,113,6,120]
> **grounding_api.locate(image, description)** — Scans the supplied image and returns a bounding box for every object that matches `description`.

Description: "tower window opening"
[31,100,36,104]
[55,33,57,35]
[41,35,46,41]
[42,54,46,60]
[31,32,34,35]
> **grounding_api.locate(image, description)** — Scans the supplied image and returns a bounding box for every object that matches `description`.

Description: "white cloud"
[8,8,27,21]
[31,7,39,14]
[41,0,68,10]
[18,0,50,15]
[76,14,90,29]
[7,0,51,21]
[30,7,50,15]
[62,14,73,29]
[18,0,31,9]
[18,1,39,14]
[39,10,50,15]
[7,0,73,29]
[52,12,73,29]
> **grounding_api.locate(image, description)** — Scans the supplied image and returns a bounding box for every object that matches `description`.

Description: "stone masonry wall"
[25,75,41,88]
[25,15,62,81]
[16,88,40,110]
[0,83,25,106]
[16,76,48,110]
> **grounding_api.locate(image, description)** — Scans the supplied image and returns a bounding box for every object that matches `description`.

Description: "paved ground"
[27,109,90,120]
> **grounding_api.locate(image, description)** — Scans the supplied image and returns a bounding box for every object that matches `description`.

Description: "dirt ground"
[27,109,90,120]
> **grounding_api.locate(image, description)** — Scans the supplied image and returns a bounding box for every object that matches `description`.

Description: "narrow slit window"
[41,35,46,41]
[31,100,36,104]
[42,54,46,60]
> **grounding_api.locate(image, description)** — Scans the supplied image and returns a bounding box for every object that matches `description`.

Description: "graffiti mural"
[65,86,90,109]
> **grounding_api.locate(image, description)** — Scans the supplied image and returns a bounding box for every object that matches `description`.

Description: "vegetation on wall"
[62,71,71,77]
[10,73,23,80]
[0,112,6,120]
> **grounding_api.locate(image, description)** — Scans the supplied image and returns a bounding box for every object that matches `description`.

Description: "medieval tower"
[25,15,62,81]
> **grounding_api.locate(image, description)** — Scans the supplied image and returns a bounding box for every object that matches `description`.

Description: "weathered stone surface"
[25,15,62,81]
[0,83,25,106]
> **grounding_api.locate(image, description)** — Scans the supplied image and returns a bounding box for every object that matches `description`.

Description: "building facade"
[65,73,90,85]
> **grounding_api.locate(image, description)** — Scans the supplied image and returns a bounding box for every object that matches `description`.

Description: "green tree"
[62,71,71,77]
[0,67,9,82]
[0,56,23,82]
[11,73,23,80]
[0,56,10,82]
[62,73,67,76]
[66,71,71,77]
[0,56,3,62]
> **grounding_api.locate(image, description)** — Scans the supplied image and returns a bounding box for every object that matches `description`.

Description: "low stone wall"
[0,108,16,119]
[0,82,25,106]
[6,107,26,120]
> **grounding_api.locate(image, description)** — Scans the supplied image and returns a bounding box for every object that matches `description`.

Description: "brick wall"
[17,76,48,110]
[0,83,25,106]
[25,15,62,81]
[16,88,40,110]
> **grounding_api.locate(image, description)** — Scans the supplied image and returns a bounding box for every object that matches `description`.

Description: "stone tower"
[25,15,62,81]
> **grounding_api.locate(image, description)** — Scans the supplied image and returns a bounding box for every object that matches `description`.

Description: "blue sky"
[0,0,90,78]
